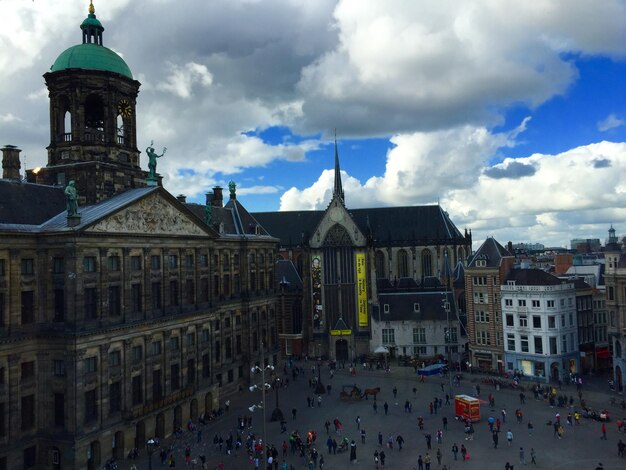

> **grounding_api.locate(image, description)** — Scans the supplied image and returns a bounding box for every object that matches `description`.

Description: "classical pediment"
[87,192,207,236]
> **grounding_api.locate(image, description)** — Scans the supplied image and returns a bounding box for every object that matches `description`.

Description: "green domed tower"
[29,1,149,203]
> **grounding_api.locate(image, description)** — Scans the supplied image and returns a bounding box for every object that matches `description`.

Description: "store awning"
[374,346,390,354]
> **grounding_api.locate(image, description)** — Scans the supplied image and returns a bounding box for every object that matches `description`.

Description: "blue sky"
[1,0,626,248]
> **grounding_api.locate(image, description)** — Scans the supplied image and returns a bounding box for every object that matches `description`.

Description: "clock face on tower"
[117,98,132,118]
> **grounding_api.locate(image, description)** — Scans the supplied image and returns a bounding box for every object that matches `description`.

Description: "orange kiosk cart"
[455,394,480,422]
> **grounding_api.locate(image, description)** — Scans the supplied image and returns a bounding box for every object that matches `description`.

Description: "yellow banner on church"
[356,253,368,327]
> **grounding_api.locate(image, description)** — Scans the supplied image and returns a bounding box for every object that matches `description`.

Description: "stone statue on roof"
[205,199,212,226]
[146,140,166,179]
[228,180,236,199]
[65,180,79,216]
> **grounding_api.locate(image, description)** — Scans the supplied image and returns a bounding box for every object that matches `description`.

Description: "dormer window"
[383,304,390,314]
[413,303,420,313]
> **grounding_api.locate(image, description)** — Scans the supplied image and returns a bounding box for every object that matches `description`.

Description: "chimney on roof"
[176,194,186,203]
[2,145,21,181]
[507,241,513,254]
[212,186,223,207]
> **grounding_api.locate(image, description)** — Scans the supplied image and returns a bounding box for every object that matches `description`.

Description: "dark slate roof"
[468,237,513,268]
[0,186,216,237]
[505,268,565,286]
[186,198,275,239]
[374,290,455,322]
[276,259,303,291]
[252,205,466,247]
[0,179,65,224]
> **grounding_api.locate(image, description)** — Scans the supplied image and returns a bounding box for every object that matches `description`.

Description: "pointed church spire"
[333,129,344,203]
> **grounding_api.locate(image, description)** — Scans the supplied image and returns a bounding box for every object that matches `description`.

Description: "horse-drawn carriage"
[340,384,362,400]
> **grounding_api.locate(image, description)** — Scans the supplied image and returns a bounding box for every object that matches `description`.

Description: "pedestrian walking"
[225,399,230,412]
[324,420,330,434]
[527,421,533,436]
[519,447,525,465]
[396,434,404,451]
[436,448,442,465]
[379,450,386,468]
[383,402,389,415]
[360,429,366,444]
[378,432,383,447]
[443,416,448,431]
[451,443,458,460]
[356,416,361,429]
[373,401,378,414]
[530,448,537,465]
[506,430,513,446]
[318,395,322,407]
[493,431,499,448]
[460,444,467,461]
[393,386,398,398]
[601,422,607,440]
[349,440,357,463]
[425,433,432,450]
[501,409,507,423]
[292,408,297,420]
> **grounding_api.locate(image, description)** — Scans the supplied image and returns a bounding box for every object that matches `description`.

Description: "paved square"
[132,361,626,469]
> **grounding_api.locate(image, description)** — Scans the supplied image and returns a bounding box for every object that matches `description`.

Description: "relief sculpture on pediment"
[89,194,206,236]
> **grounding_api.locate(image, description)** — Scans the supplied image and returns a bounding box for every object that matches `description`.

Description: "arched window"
[398,249,408,278]
[421,249,432,277]
[375,250,386,279]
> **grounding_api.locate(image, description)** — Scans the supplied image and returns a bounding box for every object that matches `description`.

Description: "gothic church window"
[375,250,386,279]
[397,249,408,278]
[421,249,432,277]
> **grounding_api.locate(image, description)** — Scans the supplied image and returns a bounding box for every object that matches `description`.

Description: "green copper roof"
[50,43,133,79]
[81,14,103,29]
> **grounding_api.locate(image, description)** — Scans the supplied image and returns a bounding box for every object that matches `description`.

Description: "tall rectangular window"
[84,389,97,422]
[152,282,162,309]
[109,350,121,367]
[109,286,121,316]
[185,255,194,269]
[108,256,120,272]
[53,257,65,274]
[131,284,142,313]
[0,403,5,437]
[153,369,163,401]
[130,256,142,271]
[84,356,97,373]
[202,354,211,378]
[186,280,195,304]
[413,327,426,344]
[54,393,65,427]
[549,336,557,354]
[21,361,35,381]
[131,345,143,362]
[109,381,121,414]
[170,280,179,306]
[21,258,34,275]
[83,256,96,273]
[520,335,529,352]
[169,255,178,269]
[54,288,65,321]
[54,360,66,377]
[187,359,196,385]
[519,315,528,327]
[382,328,395,344]
[132,375,143,405]
[507,334,515,351]
[562,335,567,353]
[21,395,35,430]
[534,336,543,354]
[171,364,180,391]
[151,255,161,270]
[84,287,98,319]
[21,291,34,324]
[0,259,5,277]
[532,316,541,328]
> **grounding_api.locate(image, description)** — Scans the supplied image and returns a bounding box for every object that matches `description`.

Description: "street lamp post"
[146,438,158,470]
[270,377,284,422]
[442,296,454,394]
[315,357,325,394]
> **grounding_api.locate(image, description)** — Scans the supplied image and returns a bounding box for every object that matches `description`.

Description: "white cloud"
[0,113,22,123]
[156,62,213,99]
[294,0,626,135]
[597,113,625,132]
